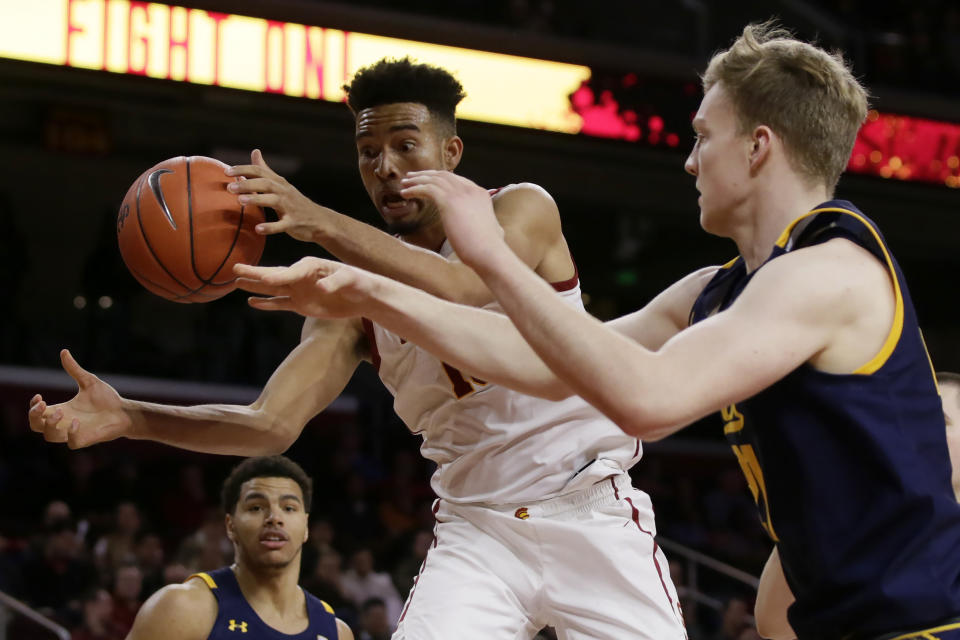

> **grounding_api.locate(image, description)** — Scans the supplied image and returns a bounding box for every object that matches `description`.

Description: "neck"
[733,176,831,272]
[401,223,447,253]
[232,558,303,615]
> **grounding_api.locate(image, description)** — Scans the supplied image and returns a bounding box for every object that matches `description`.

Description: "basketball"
[116,156,266,303]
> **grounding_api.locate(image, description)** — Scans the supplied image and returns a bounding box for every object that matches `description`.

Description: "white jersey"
[363,240,641,504]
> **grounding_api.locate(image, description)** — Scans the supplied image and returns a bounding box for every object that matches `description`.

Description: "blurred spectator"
[712,595,755,640]
[94,502,142,574]
[303,550,356,627]
[302,517,338,581]
[134,532,166,597]
[44,500,73,528]
[340,548,403,630]
[160,464,209,543]
[390,529,432,596]
[176,508,231,572]
[161,562,191,586]
[332,473,382,542]
[358,597,392,640]
[21,517,97,615]
[109,562,143,636]
[72,588,123,640]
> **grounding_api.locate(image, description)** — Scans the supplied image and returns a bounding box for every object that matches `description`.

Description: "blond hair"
[703,21,868,192]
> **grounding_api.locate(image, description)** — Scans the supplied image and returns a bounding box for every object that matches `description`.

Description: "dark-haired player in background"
[125,455,353,640]
[30,58,686,639]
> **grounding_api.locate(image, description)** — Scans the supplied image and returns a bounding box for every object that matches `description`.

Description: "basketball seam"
[135,172,192,296]
[187,157,241,287]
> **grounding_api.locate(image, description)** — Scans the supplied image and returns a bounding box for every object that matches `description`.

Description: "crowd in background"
[0,395,765,639]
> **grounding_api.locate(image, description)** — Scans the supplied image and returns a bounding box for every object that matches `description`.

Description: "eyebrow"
[241,492,303,504]
[355,123,421,141]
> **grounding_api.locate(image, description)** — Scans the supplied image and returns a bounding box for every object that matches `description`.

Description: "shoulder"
[127,578,217,640]
[740,237,894,332]
[759,237,888,298]
[336,617,355,640]
[490,183,559,223]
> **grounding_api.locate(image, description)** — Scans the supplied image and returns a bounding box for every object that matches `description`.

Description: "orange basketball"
[116,156,265,303]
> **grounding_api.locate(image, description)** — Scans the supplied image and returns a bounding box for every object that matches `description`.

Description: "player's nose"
[374,151,399,179]
[684,150,698,177]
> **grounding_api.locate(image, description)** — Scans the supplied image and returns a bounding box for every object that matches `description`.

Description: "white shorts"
[393,473,687,640]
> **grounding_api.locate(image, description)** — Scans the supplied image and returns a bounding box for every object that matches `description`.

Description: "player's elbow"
[535,380,575,403]
[264,417,300,454]
[249,407,301,455]
[614,400,682,441]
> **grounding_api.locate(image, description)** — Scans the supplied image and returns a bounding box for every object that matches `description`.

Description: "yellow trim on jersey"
[320,600,335,614]
[187,572,218,590]
[720,256,740,269]
[884,620,960,640]
[922,329,941,395]
[775,207,905,376]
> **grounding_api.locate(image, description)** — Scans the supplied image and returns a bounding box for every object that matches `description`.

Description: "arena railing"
[657,535,759,622]
[0,590,71,640]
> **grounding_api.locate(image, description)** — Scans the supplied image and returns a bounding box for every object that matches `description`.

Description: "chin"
[385,219,425,236]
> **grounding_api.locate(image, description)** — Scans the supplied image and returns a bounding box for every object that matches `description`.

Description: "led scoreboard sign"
[2,0,959,188]
[0,0,591,133]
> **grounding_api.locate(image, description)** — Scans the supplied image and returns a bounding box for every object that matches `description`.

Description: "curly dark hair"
[221,456,313,514]
[344,57,466,133]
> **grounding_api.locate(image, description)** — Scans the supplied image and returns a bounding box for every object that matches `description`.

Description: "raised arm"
[228,151,569,306]
[29,317,365,455]
[400,171,895,440]
[233,258,709,401]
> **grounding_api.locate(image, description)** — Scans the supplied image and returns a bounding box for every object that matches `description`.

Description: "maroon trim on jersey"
[360,318,381,372]
[487,187,502,197]
[609,476,621,501]
[634,439,640,458]
[624,497,681,626]
[550,260,580,292]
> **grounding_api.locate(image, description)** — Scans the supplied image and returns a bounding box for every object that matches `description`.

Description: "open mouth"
[380,192,417,217]
[259,530,288,549]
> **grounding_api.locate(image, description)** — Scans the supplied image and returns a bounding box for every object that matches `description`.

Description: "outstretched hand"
[27,350,131,448]
[400,170,509,270]
[234,258,378,319]
[226,149,329,243]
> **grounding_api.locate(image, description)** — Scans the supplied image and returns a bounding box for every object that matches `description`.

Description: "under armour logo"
[228,619,248,633]
[147,168,176,230]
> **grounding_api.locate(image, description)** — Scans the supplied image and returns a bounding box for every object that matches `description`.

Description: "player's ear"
[225,513,236,543]
[303,517,310,543]
[749,125,772,173]
[443,135,464,171]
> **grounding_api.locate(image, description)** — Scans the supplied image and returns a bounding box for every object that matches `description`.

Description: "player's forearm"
[121,399,293,455]
[315,212,491,306]
[474,250,683,439]
[363,275,570,400]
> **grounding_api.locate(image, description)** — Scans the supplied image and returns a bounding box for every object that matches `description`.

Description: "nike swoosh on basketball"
[148,168,176,230]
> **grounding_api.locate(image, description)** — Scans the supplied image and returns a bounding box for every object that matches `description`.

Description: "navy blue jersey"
[690,201,960,639]
[191,566,339,640]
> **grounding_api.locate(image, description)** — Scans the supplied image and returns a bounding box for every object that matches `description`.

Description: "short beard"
[385,219,424,236]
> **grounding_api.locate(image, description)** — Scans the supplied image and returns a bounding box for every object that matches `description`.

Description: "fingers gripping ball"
[117,156,265,303]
